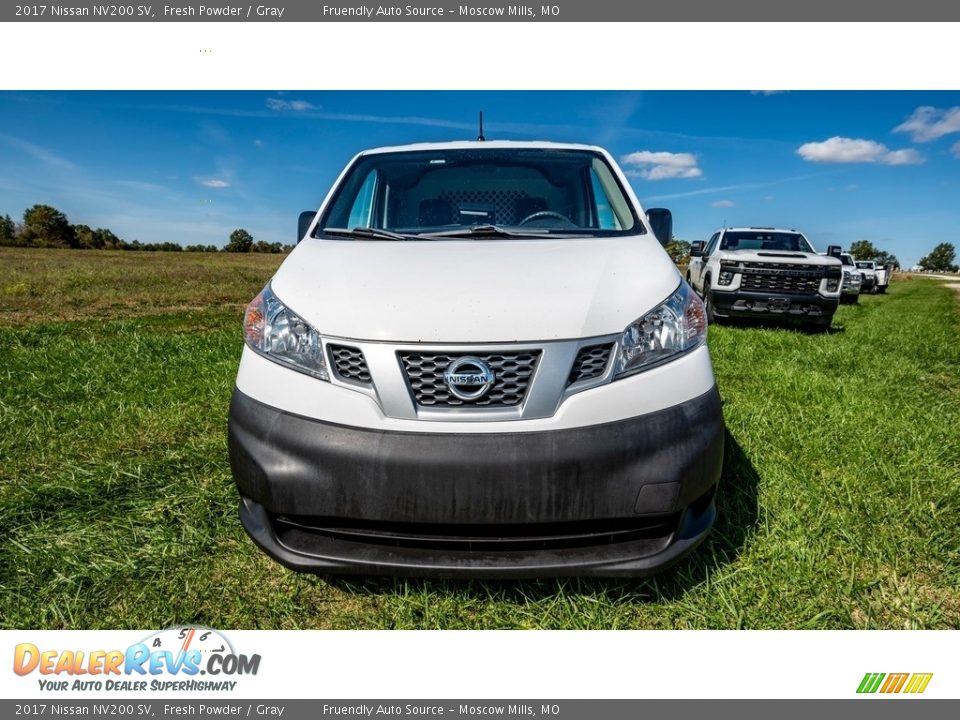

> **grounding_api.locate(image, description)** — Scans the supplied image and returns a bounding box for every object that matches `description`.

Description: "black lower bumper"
[711,289,839,323]
[228,386,724,578]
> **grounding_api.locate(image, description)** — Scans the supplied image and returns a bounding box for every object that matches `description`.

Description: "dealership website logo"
[857,672,933,694]
[13,627,261,692]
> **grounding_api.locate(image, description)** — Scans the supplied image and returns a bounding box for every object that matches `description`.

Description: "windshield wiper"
[322,226,416,241]
[418,225,555,239]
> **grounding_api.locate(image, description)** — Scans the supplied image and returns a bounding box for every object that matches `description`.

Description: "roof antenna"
[477,111,485,141]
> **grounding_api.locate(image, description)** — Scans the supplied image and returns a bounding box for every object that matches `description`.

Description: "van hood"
[270,236,682,343]
[718,249,841,266]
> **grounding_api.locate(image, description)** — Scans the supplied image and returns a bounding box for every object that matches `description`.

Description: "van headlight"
[243,283,329,380]
[614,282,707,379]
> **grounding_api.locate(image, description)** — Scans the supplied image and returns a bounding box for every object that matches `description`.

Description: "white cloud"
[952,140,960,159]
[893,106,960,142]
[763,195,774,202]
[620,151,702,180]
[195,177,231,188]
[796,136,924,165]
[711,200,734,208]
[253,139,263,147]
[266,98,316,112]
[750,90,788,96]
[881,148,925,166]
[845,184,858,191]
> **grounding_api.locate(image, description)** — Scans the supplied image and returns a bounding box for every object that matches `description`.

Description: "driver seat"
[514,196,547,224]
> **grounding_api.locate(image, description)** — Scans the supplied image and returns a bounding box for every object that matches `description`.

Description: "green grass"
[1,248,958,629]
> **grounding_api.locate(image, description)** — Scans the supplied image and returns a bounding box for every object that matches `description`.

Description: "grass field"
[1,247,958,629]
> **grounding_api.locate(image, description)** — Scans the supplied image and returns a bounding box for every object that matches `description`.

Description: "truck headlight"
[717,262,737,286]
[243,283,329,380]
[824,267,841,292]
[614,282,707,379]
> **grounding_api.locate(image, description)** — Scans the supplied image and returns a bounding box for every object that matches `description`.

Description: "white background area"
[1,22,958,90]
[3,630,955,698]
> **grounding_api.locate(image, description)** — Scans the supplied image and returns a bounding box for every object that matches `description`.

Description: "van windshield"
[318,148,642,238]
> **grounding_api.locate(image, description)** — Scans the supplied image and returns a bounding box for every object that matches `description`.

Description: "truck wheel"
[703,280,716,324]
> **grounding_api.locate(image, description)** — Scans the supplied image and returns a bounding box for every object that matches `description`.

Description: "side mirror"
[298,210,316,243]
[690,241,706,258]
[826,245,842,259]
[645,208,673,246]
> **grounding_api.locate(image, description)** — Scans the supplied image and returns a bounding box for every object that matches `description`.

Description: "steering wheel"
[517,210,574,226]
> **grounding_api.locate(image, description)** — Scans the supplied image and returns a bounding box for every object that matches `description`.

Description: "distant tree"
[872,250,900,270]
[849,240,878,261]
[253,240,283,254]
[93,228,123,250]
[918,243,958,272]
[20,204,76,247]
[848,239,900,269]
[664,238,691,263]
[282,244,295,254]
[0,214,15,246]
[225,228,254,253]
[72,223,99,250]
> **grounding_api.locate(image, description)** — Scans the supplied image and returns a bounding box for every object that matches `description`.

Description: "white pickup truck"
[855,260,890,293]
[687,227,843,329]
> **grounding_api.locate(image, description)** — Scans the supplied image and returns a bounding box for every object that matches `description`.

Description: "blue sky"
[1,91,958,266]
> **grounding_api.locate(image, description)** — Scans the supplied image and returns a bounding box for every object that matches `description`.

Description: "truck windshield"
[318,148,641,238]
[720,231,814,253]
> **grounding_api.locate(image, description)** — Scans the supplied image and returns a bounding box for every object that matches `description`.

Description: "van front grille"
[568,343,613,384]
[399,351,540,408]
[329,344,371,385]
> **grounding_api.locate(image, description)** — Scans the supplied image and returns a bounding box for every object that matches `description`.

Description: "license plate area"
[768,297,790,312]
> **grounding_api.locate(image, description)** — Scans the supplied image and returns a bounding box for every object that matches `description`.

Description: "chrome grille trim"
[317,335,621,422]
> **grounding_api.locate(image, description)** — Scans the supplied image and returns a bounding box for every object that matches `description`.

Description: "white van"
[228,140,724,577]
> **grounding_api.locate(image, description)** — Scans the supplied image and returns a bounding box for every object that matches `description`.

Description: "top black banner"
[5,0,960,21]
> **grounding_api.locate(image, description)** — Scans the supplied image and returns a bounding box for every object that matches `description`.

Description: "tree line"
[0,204,291,254]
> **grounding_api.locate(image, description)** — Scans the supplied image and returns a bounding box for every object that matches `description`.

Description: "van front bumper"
[227,385,724,578]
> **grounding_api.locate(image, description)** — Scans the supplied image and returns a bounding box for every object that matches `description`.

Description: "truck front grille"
[399,351,540,408]
[740,263,823,295]
[568,343,613,384]
[328,344,372,385]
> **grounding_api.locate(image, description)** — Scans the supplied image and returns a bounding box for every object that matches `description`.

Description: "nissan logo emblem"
[443,356,495,401]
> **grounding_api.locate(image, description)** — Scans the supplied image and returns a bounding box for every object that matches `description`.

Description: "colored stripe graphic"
[857,673,885,693]
[880,673,909,693]
[857,672,932,694]
[903,674,933,694]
